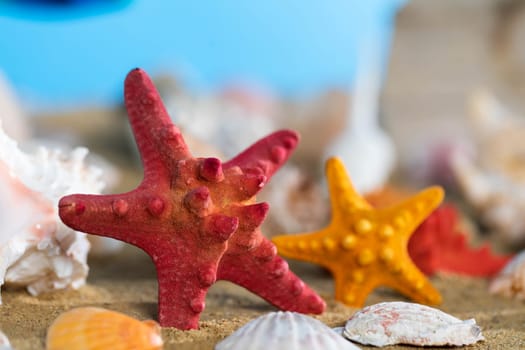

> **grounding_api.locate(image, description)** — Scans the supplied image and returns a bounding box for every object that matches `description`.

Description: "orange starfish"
[272,157,444,307]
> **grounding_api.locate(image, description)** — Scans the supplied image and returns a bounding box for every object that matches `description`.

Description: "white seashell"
[0,329,15,350]
[0,71,30,142]
[451,90,525,246]
[260,165,329,234]
[342,302,484,347]
[489,250,525,299]
[0,123,104,300]
[215,311,361,350]
[160,81,276,159]
[324,43,395,194]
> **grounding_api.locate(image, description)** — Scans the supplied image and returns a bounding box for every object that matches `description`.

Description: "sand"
[0,243,523,349]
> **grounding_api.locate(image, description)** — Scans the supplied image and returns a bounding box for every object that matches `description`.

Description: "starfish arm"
[271,229,337,269]
[383,262,443,306]
[325,157,371,221]
[124,68,191,181]
[58,191,175,247]
[153,249,223,329]
[217,238,326,314]
[223,130,299,182]
[382,186,444,239]
[333,272,377,307]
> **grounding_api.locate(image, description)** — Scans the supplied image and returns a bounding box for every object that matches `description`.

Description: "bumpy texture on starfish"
[58,68,325,330]
[272,157,444,307]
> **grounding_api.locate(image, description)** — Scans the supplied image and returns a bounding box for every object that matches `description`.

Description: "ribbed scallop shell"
[46,307,163,350]
[342,302,484,347]
[215,311,360,350]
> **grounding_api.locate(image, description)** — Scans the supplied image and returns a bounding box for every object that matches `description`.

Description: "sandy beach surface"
[1,243,524,350]
[3,2,525,348]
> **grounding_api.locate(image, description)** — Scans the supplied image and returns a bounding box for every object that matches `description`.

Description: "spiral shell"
[342,302,484,347]
[215,311,360,350]
[46,307,163,350]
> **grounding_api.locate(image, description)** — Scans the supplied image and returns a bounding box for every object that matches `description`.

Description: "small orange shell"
[46,307,163,350]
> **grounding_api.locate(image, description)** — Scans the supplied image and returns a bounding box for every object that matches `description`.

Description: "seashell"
[215,311,360,350]
[489,250,525,299]
[342,302,484,347]
[156,77,277,159]
[260,165,330,234]
[451,90,525,246]
[46,307,163,350]
[0,124,104,299]
[0,70,30,141]
[324,43,395,195]
[0,329,14,350]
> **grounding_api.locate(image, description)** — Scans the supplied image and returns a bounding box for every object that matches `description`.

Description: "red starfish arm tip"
[58,192,156,245]
[224,129,299,180]
[59,194,114,236]
[124,68,191,175]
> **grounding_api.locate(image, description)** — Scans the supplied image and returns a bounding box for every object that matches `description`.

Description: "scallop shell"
[46,307,163,350]
[489,250,525,299]
[342,302,484,347]
[215,311,360,350]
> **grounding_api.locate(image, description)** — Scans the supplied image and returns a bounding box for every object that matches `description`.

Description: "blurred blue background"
[0,0,405,109]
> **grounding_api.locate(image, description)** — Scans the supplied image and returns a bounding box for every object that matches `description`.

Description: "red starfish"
[408,204,512,277]
[58,68,325,330]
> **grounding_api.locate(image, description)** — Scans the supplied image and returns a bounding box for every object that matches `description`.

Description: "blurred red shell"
[408,204,512,277]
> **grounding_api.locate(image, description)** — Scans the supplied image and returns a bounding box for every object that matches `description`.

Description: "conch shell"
[46,307,163,350]
[341,302,484,347]
[0,124,103,299]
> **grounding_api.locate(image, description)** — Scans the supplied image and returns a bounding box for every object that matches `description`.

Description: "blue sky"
[0,0,404,109]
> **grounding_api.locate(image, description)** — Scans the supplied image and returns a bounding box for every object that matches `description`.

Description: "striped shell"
[342,302,484,347]
[46,307,163,350]
[215,311,360,350]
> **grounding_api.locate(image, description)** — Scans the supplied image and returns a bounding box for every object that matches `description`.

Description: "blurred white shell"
[489,250,525,299]
[451,90,525,246]
[0,330,14,350]
[0,71,30,141]
[324,43,395,194]
[261,166,329,234]
[159,79,277,159]
[0,123,104,299]
[46,307,163,350]
[342,302,484,347]
[215,311,361,350]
